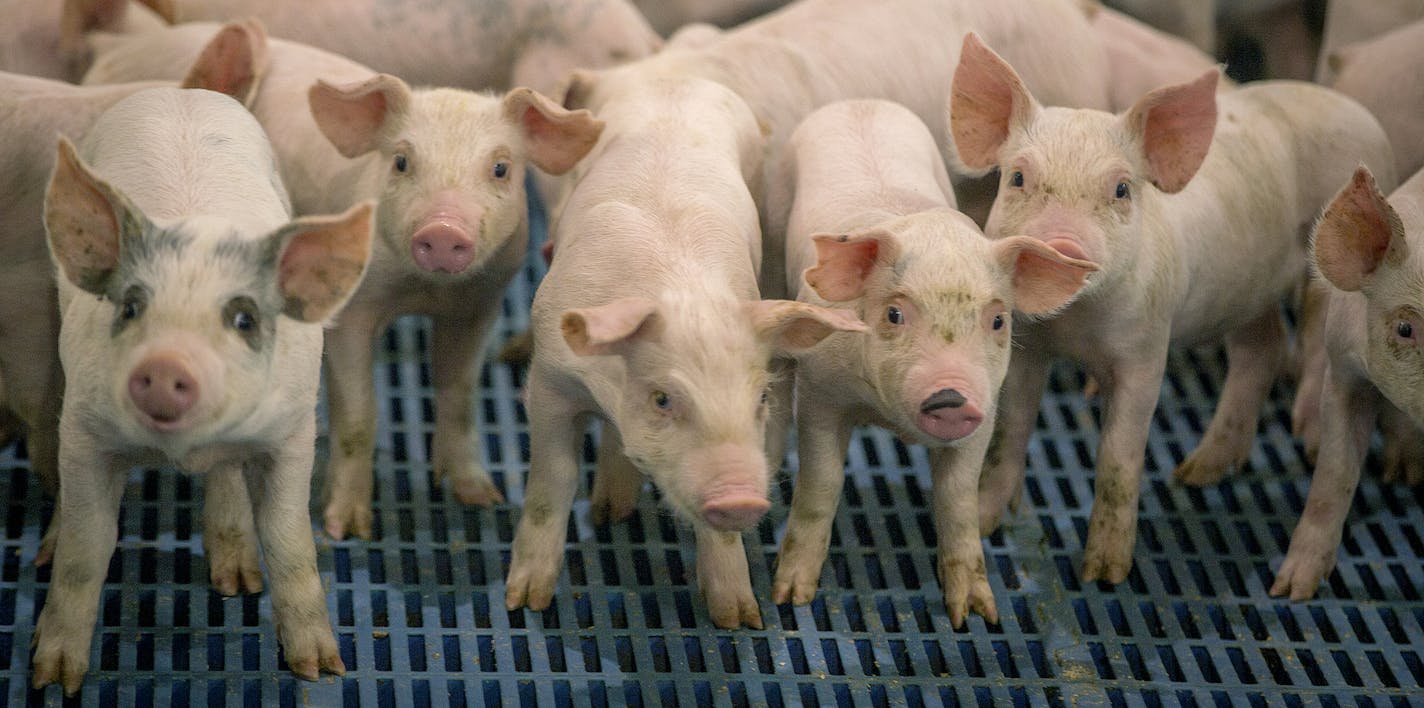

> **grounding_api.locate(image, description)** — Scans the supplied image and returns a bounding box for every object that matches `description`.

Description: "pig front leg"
[978,346,1050,535]
[590,424,643,525]
[430,310,505,506]
[1290,278,1331,463]
[243,419,344,680]
[31,431,126,695]
[1174,309,1287,485]
[506,368,582,613]
[321,311,381,540]
[1081,349,1168,584]
[763,358,796,472]
[772,388,851,605]
[1270,366,1376,600]
[204,463,263,595]
[695,526,763,629]
[930,444,998,628]
[1378,401,1423,485]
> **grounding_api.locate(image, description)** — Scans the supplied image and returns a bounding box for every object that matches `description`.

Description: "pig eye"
[493,161,509,179]
[1009,171,1024,188]
[652,390,672,411]
[120,300,141,321]
[1115,181,1130,199]
[393,153,409,174]
[223,297,262,348]
[992,314,1005,331]
[116,286,147,323]
[886,306,904,325]
[1397,321,1415,340]
[232,310,255,332]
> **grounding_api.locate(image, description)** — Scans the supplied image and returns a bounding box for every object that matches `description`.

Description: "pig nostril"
[920,388,967,414]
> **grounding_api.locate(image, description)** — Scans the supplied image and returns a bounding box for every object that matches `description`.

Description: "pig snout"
[916,388,983,441]
[693,445,771,532]
[128,354,199,429]
[702,494,771,532]
[411,220,476,274]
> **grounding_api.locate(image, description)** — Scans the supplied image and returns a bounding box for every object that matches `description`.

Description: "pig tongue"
[1044,237,1088,261]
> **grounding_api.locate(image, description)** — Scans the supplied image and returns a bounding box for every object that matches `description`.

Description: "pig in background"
[0,0,167,81]
[1327,20,1424,181]
[94,0,662,99]
[771,99,1096,627]
[1085,3,1236,112]
[82,19,607,539]
[0,26,268,566]
[33,87,372,694]
[632,0,792,36]
[1272,165,1424,600]
[506,67,865,629]
[1314,0,1424,84]
[950,33,1395,584]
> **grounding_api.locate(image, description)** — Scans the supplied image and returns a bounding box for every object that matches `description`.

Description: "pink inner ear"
[309,81,391,158]
[182,24,259,101]
[561,298,658,356]
[996,236,1096,315]
[1315,167,1399,292]
[805,237,880,301]
[514,92,603,176]
[277,204,373,322]
[1134,71,1217,194]
[950,33,1028,171]
[46,140,124,293]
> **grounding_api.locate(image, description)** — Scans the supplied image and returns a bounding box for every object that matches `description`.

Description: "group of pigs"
[1,0,1420,696]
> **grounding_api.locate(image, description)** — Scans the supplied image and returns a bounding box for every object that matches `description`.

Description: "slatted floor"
[2,193,1421,707]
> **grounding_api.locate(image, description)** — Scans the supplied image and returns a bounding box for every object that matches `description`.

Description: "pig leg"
[1173,309,1287,486]
[695,526,763,629]
[0,326,63,495]
[243,418,344,680]
[1081,350,1168,584]
[1270,366,1376,600]
[506,368,582,612]
[431,311,505,506]
[1378,400,1422,485]
[31,432,126,695]
[930,444,998,628]
[978,347,1051,535]
[320,311,381,540]
[590,424,642,525]
[763,358,795,473]
[203,463,263,595]
[771,389,851,605]
[1290,278,1330,463]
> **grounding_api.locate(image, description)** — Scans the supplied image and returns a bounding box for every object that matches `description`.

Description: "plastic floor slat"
[2,193,1422,707]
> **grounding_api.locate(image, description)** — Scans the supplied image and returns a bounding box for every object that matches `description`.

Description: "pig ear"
[44,137,148,295]
[949,32,1038,174]
[181,18,269,107]
[135,0,175,22]
[272,201,375,323]
[503,87,605,175]
[992,236,1100,315]
[1121,69,1218,194]
[744,300,868,353]
[308,74,411,158]
[803,230,900,301]
[1313,166,1405,292]
[557,69,601,111]
[561,298,660,356]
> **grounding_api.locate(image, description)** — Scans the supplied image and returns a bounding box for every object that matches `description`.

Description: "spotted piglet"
[32,87,372,694]
[769,100,1096,626]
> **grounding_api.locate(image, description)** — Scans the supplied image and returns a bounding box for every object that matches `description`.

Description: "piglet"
[950,33,1395,583]
[1328,20,1424,180]
[1272,165,1424,599]
[31,87,371,694]
[771,100,1096,626]
[0,0,166,81]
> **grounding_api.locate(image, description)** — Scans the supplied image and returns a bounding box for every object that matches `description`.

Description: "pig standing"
[771,99,1096,626]
[102,0,661,99]
[33,87,371,693]
[82,20,607,539]
[0,25,267,568]
[0,0,166,81]
[506,72,865,629]
[1272,166,1424,599]
[950,33,1395,583]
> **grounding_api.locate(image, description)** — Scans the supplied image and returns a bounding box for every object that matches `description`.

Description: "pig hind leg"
[772,390,851,606]
[204,463,264,595]
[1290,278,1330,463]
[321,315,381,540]
[1174,309,1287,486]
[430,311,505,506]
[978,348,1051,535]
[590,423,643,525]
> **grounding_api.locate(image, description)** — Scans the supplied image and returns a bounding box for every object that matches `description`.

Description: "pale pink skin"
[1088,4,1235,112]
[770,100,1096,627]
[506,74,865,630]
[1329,20,1424,180]
[950,34,1396,585]
[0,0,165,81]
[134,0,663,98]
[632,0,791,35]
[1315,0,1424,83]
[34,88,371,695]
[1272,166,1424,600]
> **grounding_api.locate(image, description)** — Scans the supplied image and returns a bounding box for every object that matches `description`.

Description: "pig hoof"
[1080,546,1133,585]
[936,557,998,629]
[505,560,560,612]
[701,580,763,629]
[277,622,344,681]
[589,482,641,525]
[322,501,373,541]
[451,474,504,507]
[31,611,90,695]
[769,553,824,606]
[205,530,264,595]
[1270,552,1333,601]
[1171,457,1229,487]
